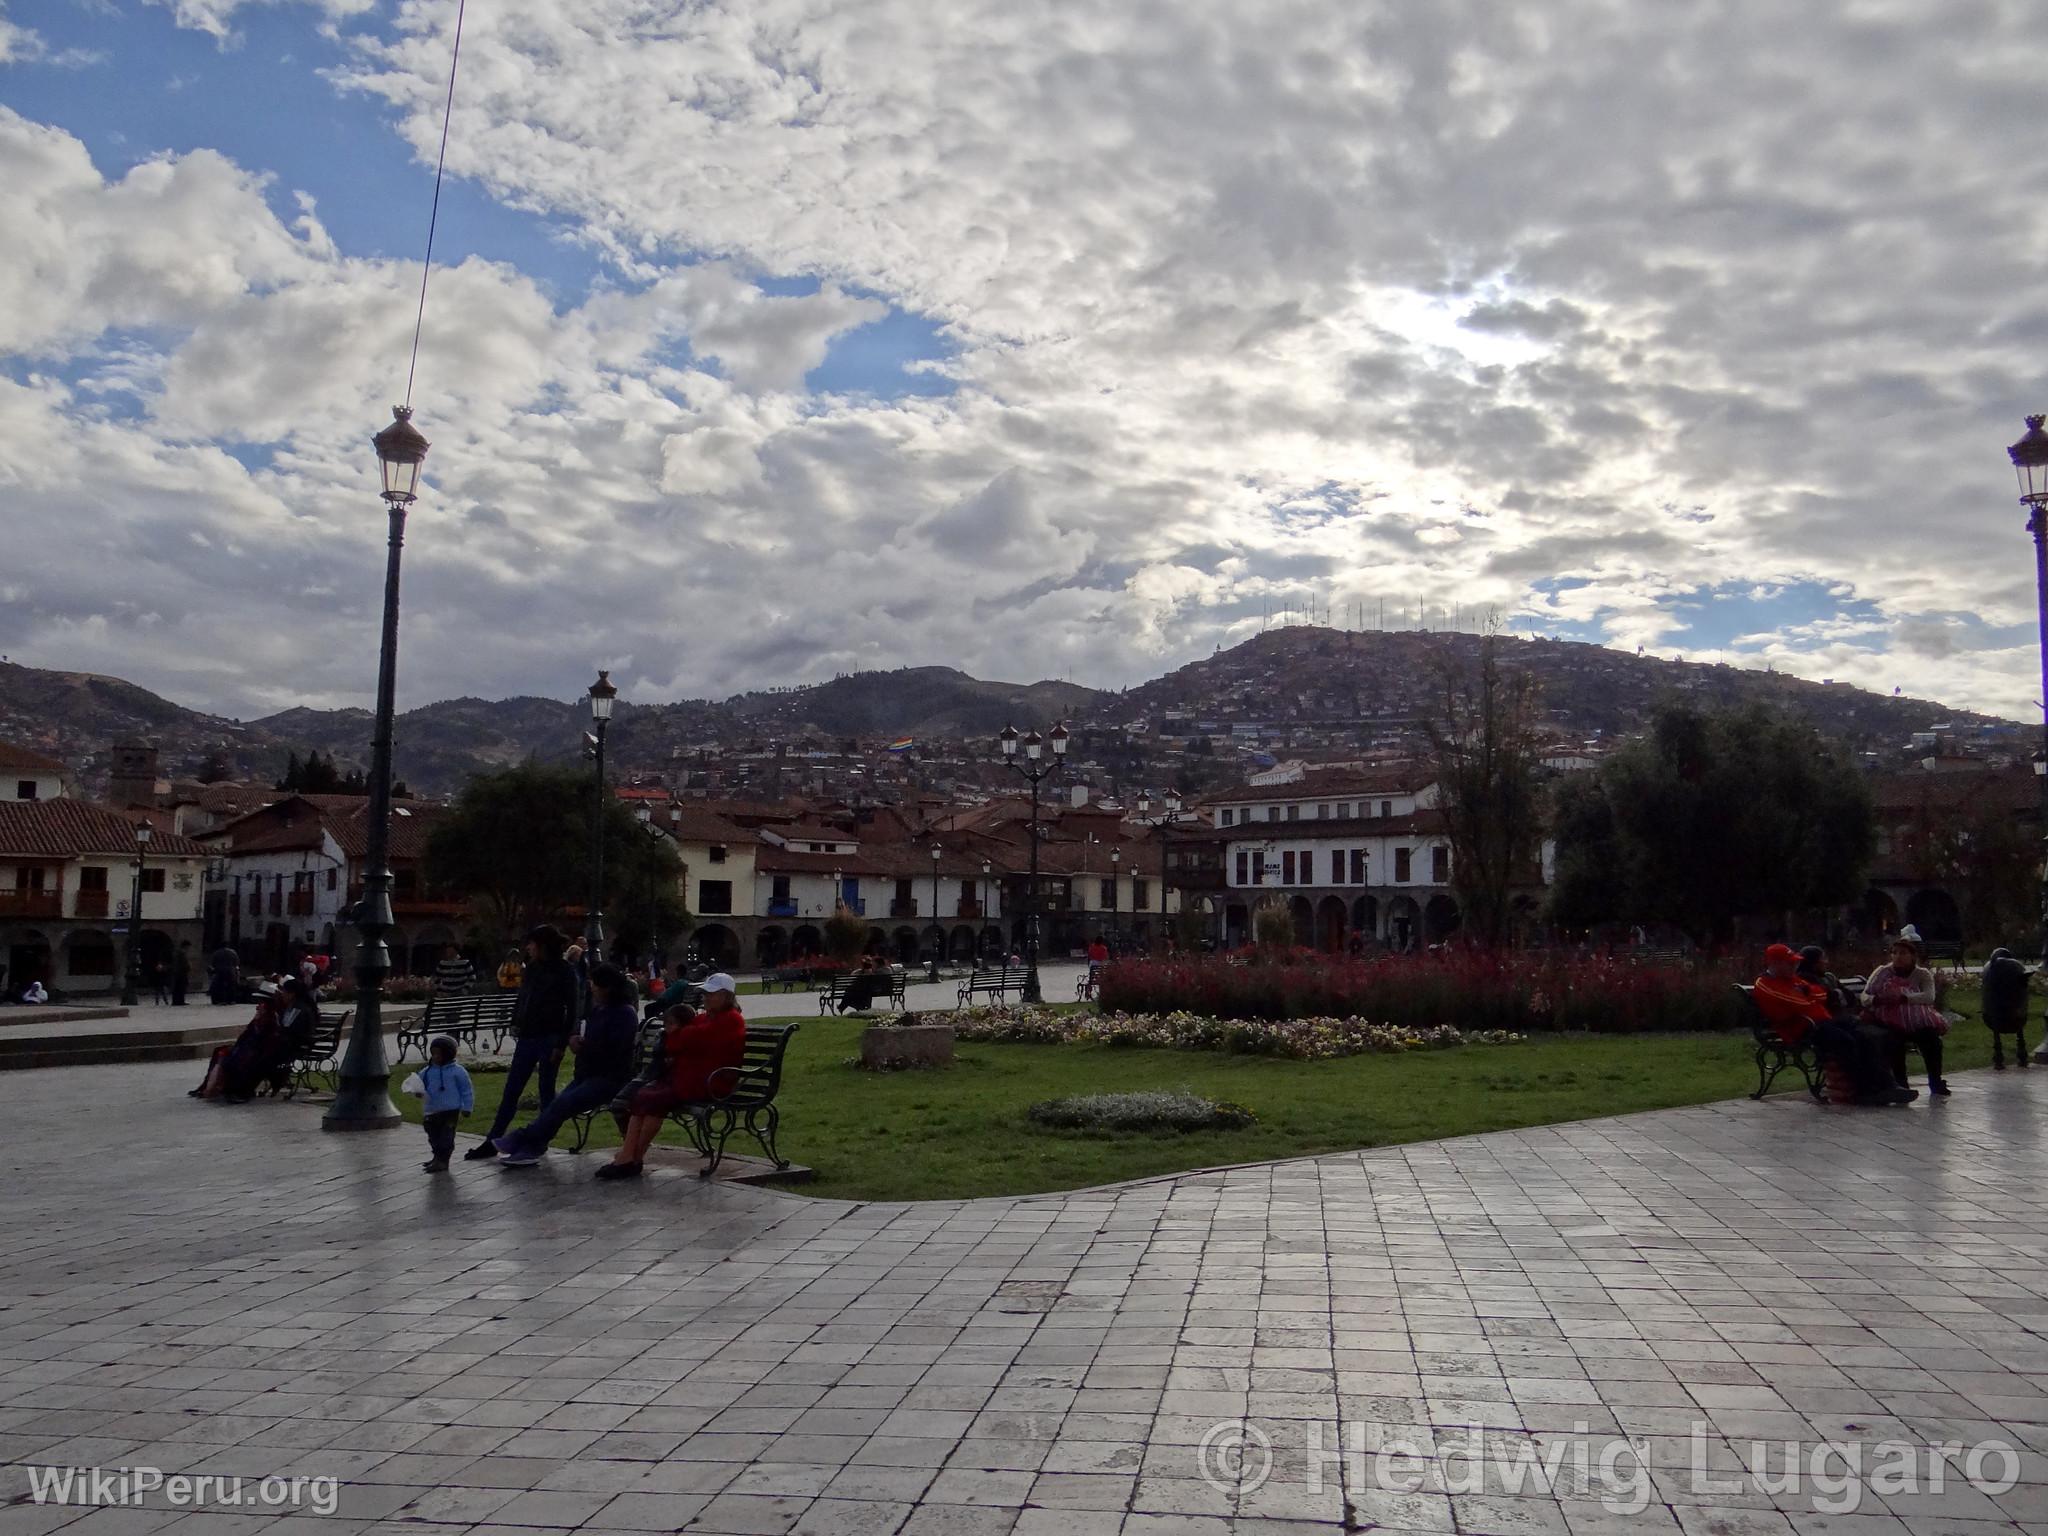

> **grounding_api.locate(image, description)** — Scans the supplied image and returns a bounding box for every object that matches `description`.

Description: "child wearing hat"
[418,1034,474,1172]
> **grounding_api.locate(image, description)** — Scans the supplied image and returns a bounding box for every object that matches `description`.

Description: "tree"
[1253,901,1295,949]
[1423,631,1544,946]
[823,908,871,964]
[1549,703,1875,944]
[1894,791,2039,944]
[425,761,688,949]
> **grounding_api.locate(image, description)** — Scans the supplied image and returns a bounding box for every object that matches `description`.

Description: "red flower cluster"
[1096,948,1738,1033]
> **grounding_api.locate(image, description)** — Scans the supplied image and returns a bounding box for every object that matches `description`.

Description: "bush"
[823,911,871,964]
[1094,949,1737,1033]
[1254,905,1295,948]
[1028,1091,1256,1133]
[955,1004,1521,1060]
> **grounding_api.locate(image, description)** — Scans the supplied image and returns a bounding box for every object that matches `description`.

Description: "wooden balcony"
[0,890,61,919]
[73,889,110,918]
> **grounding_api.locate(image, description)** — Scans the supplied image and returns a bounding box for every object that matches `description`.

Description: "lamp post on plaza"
[2010,417,2048,1063]
[927,844,943,983]
[120,821,151,1006]
[324,405,428,1131]
[1109,846,1121,955]
[997,722,1066,1003]
[584,670,617,964]
[981,857,993,960]
[1137,791,1180,952]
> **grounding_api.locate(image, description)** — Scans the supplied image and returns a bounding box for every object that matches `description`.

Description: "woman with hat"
[1861,925,1950,1096]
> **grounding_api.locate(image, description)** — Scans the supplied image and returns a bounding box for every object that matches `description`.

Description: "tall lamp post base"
[323,1084,402,1130]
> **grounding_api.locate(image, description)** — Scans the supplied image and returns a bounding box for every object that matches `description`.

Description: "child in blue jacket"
[419,1033,474,1172]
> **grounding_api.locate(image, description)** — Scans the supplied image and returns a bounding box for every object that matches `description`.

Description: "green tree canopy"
[1549,703,1875,943]
[425,761,688,953]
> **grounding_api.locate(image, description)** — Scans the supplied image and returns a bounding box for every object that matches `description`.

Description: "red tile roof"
[0,741,65,777]
[0,799,208,858]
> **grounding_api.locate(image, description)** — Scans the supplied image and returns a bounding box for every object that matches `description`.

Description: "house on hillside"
[0,743,67,802]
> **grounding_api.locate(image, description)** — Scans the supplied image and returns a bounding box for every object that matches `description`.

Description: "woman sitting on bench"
[1754,944,1910,1105]
[599,973,746,1181]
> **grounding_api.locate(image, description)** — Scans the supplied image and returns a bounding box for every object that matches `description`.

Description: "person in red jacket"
[598,973,746,1180]
[1753,944,1911,1104]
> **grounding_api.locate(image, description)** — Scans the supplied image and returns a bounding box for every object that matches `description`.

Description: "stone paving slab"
[0,1057,2044,1534]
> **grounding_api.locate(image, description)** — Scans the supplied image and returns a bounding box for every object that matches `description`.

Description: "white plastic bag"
[400,1072,425,1097]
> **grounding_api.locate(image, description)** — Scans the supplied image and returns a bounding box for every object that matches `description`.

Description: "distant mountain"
[1107,627,2014,751]
[0,631,2020,800]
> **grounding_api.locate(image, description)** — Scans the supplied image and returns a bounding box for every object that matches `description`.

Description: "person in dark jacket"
[169,942,191,1006]
[208,944,241,1005]
[491,963,643,1165]
[1981,947,2033,1070]
[467,925,580,1159]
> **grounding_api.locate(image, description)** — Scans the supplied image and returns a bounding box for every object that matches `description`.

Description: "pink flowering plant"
[954,1004,1522,1060]
[1095,948,1736,1034]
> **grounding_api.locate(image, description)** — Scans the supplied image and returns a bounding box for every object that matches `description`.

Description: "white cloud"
[6,0,2048,721]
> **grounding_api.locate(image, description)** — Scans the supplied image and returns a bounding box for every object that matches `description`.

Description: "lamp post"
[927,844,943,982]
[324,405,428,1131]
[2012,417,2048,1063]
[1137,791,1180,953]
[997,721,1067,1003]
[585,670,617,964]
[1109,846,1121,955]
[980,857,993,960]
[120,821,151,1006]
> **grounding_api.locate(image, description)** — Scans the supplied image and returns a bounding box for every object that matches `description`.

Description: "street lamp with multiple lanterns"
[324,405,428,1131]
[1108,845,1121,954]
[584,670,618,964]
[119,821,151,1007]
[996,722,1066,1003]
[1137,791,1180,952]
[927,844,943,982]
[2005,415,2048,1064]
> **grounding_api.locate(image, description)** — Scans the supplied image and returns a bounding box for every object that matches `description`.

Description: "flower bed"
[1095,949,1736,1033]
[954,1004,1521,1060]
[1027,1091,1257,1133]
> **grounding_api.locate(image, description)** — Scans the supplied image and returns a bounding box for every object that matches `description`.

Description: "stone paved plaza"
[1,1058,2045,1534]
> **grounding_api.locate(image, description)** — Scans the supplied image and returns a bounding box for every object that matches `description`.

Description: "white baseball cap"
[703,972,737,995]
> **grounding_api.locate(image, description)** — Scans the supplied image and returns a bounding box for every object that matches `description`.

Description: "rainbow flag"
[887,737,914,753]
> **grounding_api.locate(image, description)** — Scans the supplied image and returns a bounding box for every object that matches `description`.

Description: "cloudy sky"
[3,0,2045,722]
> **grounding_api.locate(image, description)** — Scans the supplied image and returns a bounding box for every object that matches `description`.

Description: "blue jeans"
[499,1075,624,1156]
[486,1035,563,1140]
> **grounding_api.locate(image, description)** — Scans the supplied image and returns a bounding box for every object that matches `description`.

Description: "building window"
[1432,846,1450,883]
[1281,850,1296,884]
[698,880,733,915]
[1099,877,1115,906]
[79,866,108,893]
[1329,849,1344,884]
[1380,800,1393,818]
[708,844,728,864]
[15,781,35,800]
[1316,803,1328,819]
[1132,876,1149,907]
[140,869,167,894]
[1395,847,1412,882]
[1267,806,1280,821]
[327,868,338,890]
[1350,848,1366,884]
[1286,804,1299,821]
[1221,808,1235,827]
[1235,851,1249,885]
[772,875,791,901]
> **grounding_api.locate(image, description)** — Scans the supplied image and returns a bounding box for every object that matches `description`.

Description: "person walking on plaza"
[493,963,642,1166]
[207,943,240,1005]
[434,942,475,997]
[416,1034,473,1173]
[169,942,191,1006]
[467,925,579,1160]
[599,974,747,1181]
[1862,927,1950,1097]
[1980,947,2032,1070]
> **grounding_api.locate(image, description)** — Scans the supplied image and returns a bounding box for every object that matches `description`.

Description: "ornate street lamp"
[584,670,617,964]
[927,843,943,982]
[996,721,1067,1002]
[325,406,428,1131]
[120,821,151,1007]
[1137,791,1181,952]
[1109,845,1121,955]
[2010,418,2048,1052]
[980,857,994,958]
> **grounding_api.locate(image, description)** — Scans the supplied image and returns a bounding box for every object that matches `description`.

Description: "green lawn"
[391,986,2012,1202]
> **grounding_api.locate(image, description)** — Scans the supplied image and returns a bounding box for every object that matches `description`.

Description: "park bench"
[766,965,832,992]
[1076,968,1101,1002]
[1921,939,1967,971]
[567,1020,800,1175]
[1733,983,1824,1101]
[396,990,518,1060]
[959,966,1030,1006]
[279,1008,347,1099]
[819,967,907,1015]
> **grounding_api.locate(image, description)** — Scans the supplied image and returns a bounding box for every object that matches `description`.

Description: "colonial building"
[0,742,67,802]
[1194,766,1462,949]
[0,799,207,997]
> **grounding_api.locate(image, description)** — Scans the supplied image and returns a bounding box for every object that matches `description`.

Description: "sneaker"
[1888,1086,1919,1104]
[463,1142,499,1161]
[491,1135,519,1154]
[500,1148,544,1167]
[595,1161,643,1181]
[422,1158,449,1172]
[1929,1079,1951,1097]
